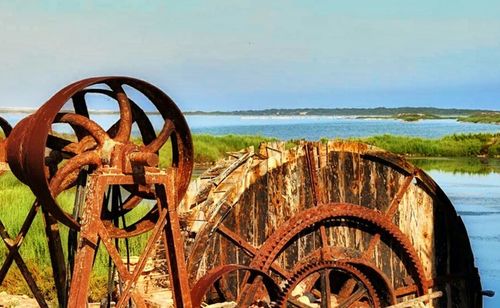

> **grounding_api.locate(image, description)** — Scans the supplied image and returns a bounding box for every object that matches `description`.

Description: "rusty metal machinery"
[182,141,483,307]
[0,77,485,307]
[276,261,381,307]
[1,77,196,307]
[7,77,193,230]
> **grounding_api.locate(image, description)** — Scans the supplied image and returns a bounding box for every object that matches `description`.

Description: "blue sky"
[1,1,499,111]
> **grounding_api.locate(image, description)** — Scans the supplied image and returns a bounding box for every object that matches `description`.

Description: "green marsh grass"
[0,172,152,302]
[360,133,499,157]
[191,134,275,163]
[409,157,500,174]
[458,112,500,124]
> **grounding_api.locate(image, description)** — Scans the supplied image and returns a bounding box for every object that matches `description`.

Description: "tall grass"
[187,133,498,160]
[158,134,275,167]
[192,134,274,163]
[0,173,152,302]
[458,112,500,124]
[360,133,499,157]
[409,157,499,174]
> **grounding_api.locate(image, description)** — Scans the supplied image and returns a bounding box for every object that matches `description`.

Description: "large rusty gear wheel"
[6,76,193,230]
[198,203,427,307]
[246,204,427,299]
[275,261,380,308]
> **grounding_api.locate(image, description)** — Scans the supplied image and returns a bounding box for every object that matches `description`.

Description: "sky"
[1,1,500,111]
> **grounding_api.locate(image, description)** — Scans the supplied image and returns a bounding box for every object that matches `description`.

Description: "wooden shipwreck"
[180,140,482,307]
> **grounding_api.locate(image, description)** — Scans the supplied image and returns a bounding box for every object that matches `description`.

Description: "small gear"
[275,261,380,308]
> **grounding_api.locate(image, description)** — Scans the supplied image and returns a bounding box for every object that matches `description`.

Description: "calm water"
[187,115,499,140]
[427,171,499,307]
[3,113,499,139]
[2,113,499,305]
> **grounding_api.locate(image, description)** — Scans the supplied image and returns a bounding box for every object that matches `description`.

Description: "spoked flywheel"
[3,77,194,307]
[7,76,193,230]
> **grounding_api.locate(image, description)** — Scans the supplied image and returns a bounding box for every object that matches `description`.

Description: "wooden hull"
[182,141,482,307]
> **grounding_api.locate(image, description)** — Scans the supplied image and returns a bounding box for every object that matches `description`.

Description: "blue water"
[3,114,499,139]
[2,113,499,305]
[428,172,499,307]
[187,115,499,140]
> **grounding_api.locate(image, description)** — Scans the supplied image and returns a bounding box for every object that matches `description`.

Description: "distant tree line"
[184,107,494,116]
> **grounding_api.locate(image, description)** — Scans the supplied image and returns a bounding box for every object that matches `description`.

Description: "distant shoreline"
[1,106,497,115]
[1,107,498,123]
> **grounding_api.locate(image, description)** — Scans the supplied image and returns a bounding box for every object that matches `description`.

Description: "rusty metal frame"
[68,168,192,307]
[0,201,49,307]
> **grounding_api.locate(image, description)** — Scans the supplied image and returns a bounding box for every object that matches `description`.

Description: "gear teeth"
[249,204,428,300]
[274,261,381,308]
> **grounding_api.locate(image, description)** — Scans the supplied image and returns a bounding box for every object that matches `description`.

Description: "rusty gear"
[275,261,380,308]
[248,203,428,296]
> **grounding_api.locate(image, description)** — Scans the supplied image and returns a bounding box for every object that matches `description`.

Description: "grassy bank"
[408,157,500,174]
[191,134,274,162]
[357,113,444,122]
[0,132,498,302]
[458,112,500,124]
[168,133,499,166]
[393,113,442,122]
[360,133,499,158]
